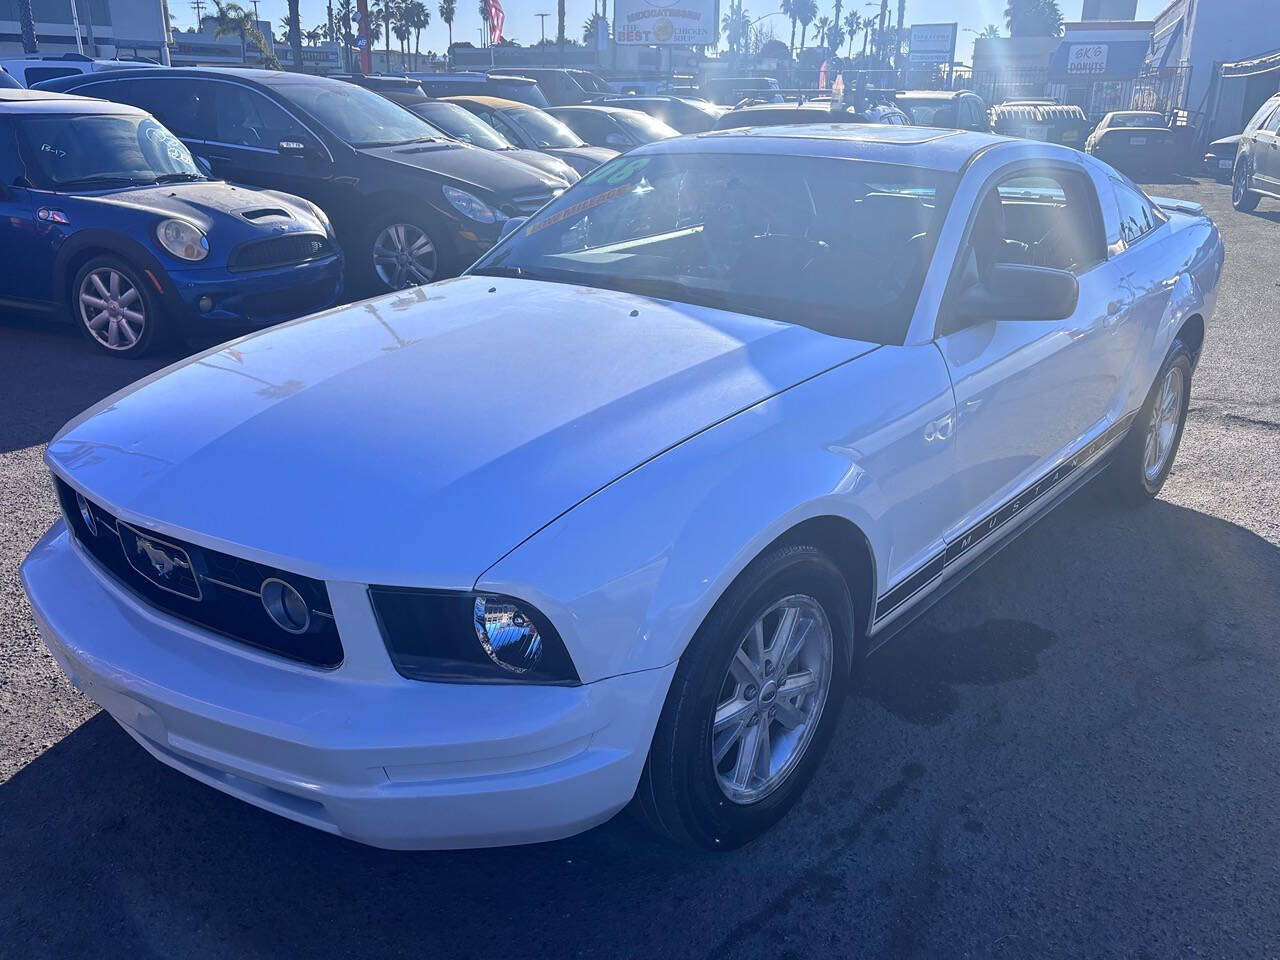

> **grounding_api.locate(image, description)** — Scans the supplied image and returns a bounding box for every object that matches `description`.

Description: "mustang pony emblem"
[134,536,191,580]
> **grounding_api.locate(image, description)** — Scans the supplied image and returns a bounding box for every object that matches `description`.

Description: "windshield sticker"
[40,144,67,160]
[583,156,650,187]
[525,182,635,237]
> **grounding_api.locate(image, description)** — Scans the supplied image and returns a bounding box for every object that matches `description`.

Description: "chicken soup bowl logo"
[654,17,675,41]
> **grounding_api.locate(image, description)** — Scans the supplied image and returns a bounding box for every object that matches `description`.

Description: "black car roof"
[0,88,141,114]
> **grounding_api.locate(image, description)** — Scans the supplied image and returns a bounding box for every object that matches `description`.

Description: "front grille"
[228,233,332,272]
[243,276,336,322]
[55,478,343,668]
[506,192,555,217]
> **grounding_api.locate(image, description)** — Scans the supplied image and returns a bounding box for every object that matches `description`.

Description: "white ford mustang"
[22,126,1223,850]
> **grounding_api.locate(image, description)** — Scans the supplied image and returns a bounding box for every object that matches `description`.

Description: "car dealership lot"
[2,176,1278,957]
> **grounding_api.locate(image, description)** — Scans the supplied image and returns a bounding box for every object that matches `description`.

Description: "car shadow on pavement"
[5,484,1280,960]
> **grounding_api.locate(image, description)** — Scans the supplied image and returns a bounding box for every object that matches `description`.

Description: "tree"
[583,12,606,44]
[557,0,566,63]
[978,23,1001,38]
[404,1,429,63]
[895,0,905,70]
[843,10,861,57]
[305,25,324,44]
[721,5,750,54]
[211,0,280,68]
[335,0,355,69]
[829,0,843,54]
[813,16,830,51]
[17,0,37,53]
[1004,0,1063,38]
[438,0,455,56]
[779,0,797,58]
[795,0,816,52]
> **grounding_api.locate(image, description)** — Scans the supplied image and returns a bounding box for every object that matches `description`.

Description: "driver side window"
[967,169,1106,278]
[211,86,305,148]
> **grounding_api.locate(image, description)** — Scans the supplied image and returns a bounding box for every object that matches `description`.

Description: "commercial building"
[0,0,168,60]
[1045,19,1159,118]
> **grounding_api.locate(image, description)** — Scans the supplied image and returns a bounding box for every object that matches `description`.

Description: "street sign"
[907,22,957,67]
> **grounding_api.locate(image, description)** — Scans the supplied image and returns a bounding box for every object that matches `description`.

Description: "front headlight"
[369,587,579,684]
[443,184,506,224]
[156,218,209,261]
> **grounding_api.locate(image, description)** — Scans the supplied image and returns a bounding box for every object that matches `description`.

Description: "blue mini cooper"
[0,90,343,356]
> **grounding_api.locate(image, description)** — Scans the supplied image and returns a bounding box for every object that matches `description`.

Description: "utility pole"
[191,0,205,26]
[536,12,548,45]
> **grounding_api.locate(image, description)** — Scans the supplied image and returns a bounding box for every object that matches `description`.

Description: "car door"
[198,80,334,203]
[1256,103,1280,189]
[932,162,1131,540]
[0,117,53,309]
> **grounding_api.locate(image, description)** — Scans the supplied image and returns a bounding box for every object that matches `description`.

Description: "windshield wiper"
[470,264,553,281]
[56,176,153,189]
[355,136,440,148]
[154,172,205,183]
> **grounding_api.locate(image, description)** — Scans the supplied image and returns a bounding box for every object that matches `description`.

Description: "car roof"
[0,88,140,114]
[895,90,966,101]
[630,124,1017,173]
[441,94,526,110]
[548,104,632,116]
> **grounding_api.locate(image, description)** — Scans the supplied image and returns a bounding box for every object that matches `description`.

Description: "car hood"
[71,180,325,234]
[48,277,873,588]
[501,147,579,184]
[362,139,566,197]
[543,145,618,173]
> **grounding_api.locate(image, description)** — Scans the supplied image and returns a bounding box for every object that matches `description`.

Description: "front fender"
[477,344,955,683]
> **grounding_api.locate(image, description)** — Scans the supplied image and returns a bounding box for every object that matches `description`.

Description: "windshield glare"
[614,111,678,143]
[275,80,439,146]
[416,101,512,150]
[17,114,202,188]
[506,107,584,148]
[473,153,954,344]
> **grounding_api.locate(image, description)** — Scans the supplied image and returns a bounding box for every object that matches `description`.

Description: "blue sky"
[178,0,1169,61]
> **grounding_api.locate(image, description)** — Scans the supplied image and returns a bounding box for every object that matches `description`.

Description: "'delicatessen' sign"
[613,0,716,46]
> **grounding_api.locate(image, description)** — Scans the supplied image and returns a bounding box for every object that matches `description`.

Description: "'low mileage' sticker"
[525,182,634,236]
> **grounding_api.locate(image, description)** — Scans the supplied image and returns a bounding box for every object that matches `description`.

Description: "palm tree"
[287,0,304,71]
[305,25,324,44]
[830,0,843,53]
[843,10,861,57]
[336,0,355,69]
[583,12,607,43]
[720,5,749,54]
[813,15,830,50]
[1004,0,1063,38]
[437,0,455,56]
[557,0,566,64]
[211,0,280,68]
[779,0,797,58]
[17,0,38,53]
[895,0,905,70]
[371,0,396,66]
[403,1,429,64]
[795,0,816,52]
[478,0,490,46]
[977,23,1001,38]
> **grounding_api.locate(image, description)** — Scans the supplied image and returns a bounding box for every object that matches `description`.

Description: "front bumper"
[21,522,674,850]
[164,253,344,335]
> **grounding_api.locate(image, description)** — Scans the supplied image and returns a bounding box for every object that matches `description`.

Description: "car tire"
[1232,159,1261,212]
[361,209,453,294]
[635,544,854,850]
[70,256,163,358]
[1108,340,1193,505]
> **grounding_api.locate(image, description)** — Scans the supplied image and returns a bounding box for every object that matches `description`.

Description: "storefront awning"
[1050,40,1150,82]
[1221,47,1280,78]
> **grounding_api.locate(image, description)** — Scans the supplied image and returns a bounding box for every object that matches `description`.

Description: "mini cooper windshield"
[473,152,956,342]
[16,114,204,189]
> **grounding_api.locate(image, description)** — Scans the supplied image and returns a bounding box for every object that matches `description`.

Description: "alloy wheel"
[1143,365,1184,483]
[78,267,145,352]
[1233,163,1250,205]
[711,594,833,805]
[372,222,438,289]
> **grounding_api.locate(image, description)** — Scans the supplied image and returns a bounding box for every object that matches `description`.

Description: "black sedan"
[1203,135,1240,181]
[589,95,727,133]
[1085,111,1174,175]
[36,69,568,294]
[544,105,678,150]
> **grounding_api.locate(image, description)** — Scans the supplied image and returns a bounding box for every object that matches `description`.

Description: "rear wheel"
[1108,341,1192,504]
[636,544,853,849]
[71,257,162,358]
[1232,159,1260,212]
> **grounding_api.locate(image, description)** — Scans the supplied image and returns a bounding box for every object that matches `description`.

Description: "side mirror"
[954,263,1079,323]
[193,155,213,177]
[498,216,528,241]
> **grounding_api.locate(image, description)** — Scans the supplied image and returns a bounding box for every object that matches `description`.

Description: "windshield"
[901,102,956,127]
[274,80,440,147]
[614,111,678,143]
[473,152,954,344]
[16,114,203,189]
[1109,113,1164,128]
[414,101,512,150]
[504,106,584,148]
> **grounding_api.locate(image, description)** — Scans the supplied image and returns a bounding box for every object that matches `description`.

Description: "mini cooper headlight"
[156,218,209,261]
[442,185,506,224]
[368,588,578,684]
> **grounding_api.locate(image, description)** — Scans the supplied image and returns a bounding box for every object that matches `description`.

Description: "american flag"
[487,0,505,45]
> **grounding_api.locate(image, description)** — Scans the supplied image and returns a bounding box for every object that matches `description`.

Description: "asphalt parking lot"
[2,175,1279,959]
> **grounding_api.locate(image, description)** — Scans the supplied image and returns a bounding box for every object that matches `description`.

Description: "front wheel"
[71,257,162,357]
[1232,159,1260,212]
[1108,341,1192,504]
[635,544,853,849]
[363,211,451,293]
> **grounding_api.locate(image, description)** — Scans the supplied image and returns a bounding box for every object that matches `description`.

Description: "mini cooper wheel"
[1109,340,1193,504]
[636,544,853,849]
[1232,160,1260,212]
[365,211,450,292]
[71,257,161,357]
